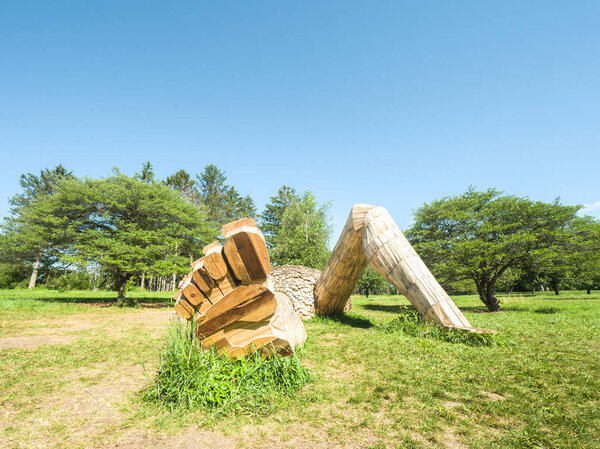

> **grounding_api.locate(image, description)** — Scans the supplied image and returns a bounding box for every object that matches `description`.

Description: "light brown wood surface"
[315,204,488,332]
[174,298,195,320]
[203,242,229,279]
[362,207,475,331]
[195,284,275,338]
[314,204,375,315]
[173,217,308,357]
[223,224,271,282]
[213,271,236,297]
[182,281,204,307]
[221,217,256,236]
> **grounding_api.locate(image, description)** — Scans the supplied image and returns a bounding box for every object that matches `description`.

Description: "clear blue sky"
[1,1,599,240]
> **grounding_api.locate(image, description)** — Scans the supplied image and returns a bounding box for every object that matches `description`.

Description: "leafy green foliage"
[8,164,74,213]
[382,307,512,346]
[28,174,213,304]
[406,187,581,311]
[2,165,75,288]
[165,169,198,203]
[270,191,332,268]
[543,216,600,293]
[357,265,388,297]
[196,164,256,227]
[134,161,155,183]
[45,270,92,291]
[260,185,299,249]
[143,322,310,414]
[0,262,30,289]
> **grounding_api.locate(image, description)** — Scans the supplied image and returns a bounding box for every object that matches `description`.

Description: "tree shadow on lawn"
[31,296,172,308]
[459,305,560,314]
[361,304,413,314]
[363,303,557,315]
[314,313,374,328]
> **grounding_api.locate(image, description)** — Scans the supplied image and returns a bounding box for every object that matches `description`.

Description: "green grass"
[381,306,513,346]
[1,289,599,448]
[142,322,310,415]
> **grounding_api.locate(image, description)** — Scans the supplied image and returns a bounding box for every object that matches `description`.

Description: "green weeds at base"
[142,322,310,415]
[382,308,513,346]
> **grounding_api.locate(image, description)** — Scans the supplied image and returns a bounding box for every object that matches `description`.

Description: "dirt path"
[0,308,173,349]
[0,307,242,449]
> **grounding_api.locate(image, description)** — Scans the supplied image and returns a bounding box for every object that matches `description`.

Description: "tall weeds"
[143,322,310,414]
[382,308,513,346]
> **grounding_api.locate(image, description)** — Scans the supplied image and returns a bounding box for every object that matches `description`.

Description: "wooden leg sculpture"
[315,205,491,332]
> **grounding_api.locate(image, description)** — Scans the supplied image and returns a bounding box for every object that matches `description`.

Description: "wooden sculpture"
[315,204,490,333]
[173,218,306,358]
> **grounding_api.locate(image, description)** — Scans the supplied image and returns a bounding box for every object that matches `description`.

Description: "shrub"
[45,271,92,291]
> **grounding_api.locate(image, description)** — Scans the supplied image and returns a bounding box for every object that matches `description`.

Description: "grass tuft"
[142,322,311,415]
[382,308,513,346]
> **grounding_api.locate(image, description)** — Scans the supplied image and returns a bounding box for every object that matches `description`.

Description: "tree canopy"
[26,174,214,304]
[260,185,299,249]
[196,164,256,227]
[406,188,582,311]
[270,191,332,268]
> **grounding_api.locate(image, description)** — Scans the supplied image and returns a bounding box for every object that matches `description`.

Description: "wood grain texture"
[315,204,487,332]
[314,204,376,315]
[213,271,236,298]
[174,298,195,320]
[221,217,256,236]
[223,225,271,282]
[175,217,307,358]
[362,206,474,330]
[199,291,303,358]
[203,242,229,279]
[191,262,222,303]
[195,284,274,338]
[182,280,205,307]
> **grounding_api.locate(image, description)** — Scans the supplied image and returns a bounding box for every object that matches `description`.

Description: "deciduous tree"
[271,192,331,268]
[406,188,580,311]
[5,165,74,288]
[32,174,213,305]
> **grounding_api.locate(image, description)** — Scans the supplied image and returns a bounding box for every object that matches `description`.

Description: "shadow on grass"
[24,296,172,308]
[362,302,558,316]
[362,304,413,314]
[311,313,374,329]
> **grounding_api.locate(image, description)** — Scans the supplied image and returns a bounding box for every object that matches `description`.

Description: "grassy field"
[0,289,599,448]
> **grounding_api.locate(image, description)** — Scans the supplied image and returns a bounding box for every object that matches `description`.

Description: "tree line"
[2,166,598,311]
[0,163,332,304]
[344,188,600,311]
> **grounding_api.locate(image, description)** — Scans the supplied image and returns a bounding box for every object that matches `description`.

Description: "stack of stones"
[268,265,352,320]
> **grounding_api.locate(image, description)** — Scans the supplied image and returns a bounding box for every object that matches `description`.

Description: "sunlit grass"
[1,289,599,448]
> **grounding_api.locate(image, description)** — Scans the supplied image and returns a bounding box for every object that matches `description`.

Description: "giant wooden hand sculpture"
[315,205,491,333]
[173,218,306,358]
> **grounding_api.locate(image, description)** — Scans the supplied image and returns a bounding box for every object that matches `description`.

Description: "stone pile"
[268,265,352,320]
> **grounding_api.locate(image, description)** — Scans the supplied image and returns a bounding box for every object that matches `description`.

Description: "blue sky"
[1,1,599,240]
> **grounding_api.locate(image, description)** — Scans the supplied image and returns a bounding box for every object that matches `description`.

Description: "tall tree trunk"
[140,272,145,290]
[116,273,134,306]
[28,249,43,289]
[475,278,500,312]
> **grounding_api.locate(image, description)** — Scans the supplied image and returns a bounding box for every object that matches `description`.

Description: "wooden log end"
[202,240,221,255]
[221,217,257,237]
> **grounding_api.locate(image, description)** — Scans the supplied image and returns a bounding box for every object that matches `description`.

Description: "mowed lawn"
[0,290,599,449]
